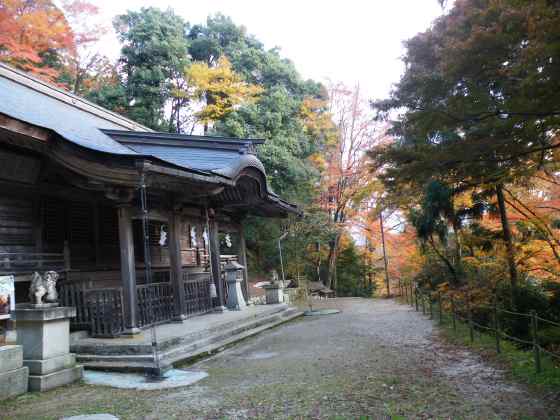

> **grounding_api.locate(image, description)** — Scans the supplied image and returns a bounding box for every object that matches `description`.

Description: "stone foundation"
[14,306,83,392]
[0,345,28,400]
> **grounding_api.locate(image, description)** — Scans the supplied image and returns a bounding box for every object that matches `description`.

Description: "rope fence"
[396,283,560,374]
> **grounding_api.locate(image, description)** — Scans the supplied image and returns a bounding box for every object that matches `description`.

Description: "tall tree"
[370,0,560,292]
[319,83,380,289]
[114,7,189,130]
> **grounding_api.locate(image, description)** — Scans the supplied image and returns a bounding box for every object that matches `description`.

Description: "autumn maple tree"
[0,0,74,80]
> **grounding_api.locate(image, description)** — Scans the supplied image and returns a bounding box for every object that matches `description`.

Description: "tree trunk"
[496,184,518,293]
[325,233,340,289]
[379,212,390,297]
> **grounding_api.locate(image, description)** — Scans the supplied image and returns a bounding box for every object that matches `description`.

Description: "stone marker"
[14,305,83,392]
[0,345,28,400]
[263,284,283,304]
[225,261,247,310]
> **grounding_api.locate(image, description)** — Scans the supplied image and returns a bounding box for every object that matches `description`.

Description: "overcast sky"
[89,0,444,102]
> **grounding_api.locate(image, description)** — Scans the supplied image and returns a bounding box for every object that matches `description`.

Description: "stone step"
[77,307,302,372]
[71,305,291,356]
[161,307,300,363]
[163,308,302,366]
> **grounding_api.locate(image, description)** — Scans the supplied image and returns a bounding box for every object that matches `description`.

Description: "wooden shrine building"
[0,63,298,337]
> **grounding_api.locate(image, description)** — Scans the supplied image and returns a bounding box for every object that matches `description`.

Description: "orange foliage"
[0,0,74,79]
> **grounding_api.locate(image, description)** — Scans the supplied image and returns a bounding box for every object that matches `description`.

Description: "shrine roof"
[0,64,300,217]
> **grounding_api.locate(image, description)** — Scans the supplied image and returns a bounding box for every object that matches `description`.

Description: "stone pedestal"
[0,345,28,400]
[225,262,247,310]
[263,284,283,304]
[14,306,83,392]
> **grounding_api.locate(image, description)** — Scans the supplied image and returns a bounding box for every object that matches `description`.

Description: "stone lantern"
[224,261,247,310]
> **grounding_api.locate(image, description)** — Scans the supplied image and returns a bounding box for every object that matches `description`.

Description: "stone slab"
[0,366,28,401]
[24,353,76,375]
[14,306,76,322]
[0,345,23,374]
[28,365,83,392]
[62,415,119,420]
[83,369,207,390]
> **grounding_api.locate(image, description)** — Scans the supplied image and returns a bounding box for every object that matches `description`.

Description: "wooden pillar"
[117,205,139,333]
[237,224,250,301]
[208,212,226,310]
[168,211,186,319]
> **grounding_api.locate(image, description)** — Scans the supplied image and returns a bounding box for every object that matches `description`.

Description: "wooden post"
[208,210,225,310]
[421,292,425,315]
[168,211,186,320]
[531,310,541,373]
[404,283,408,303]
[451,296,456,332]
[438,292,443,323]
[410,284,414,307]
[415,287,419,311]
[93,202,101,265]
[494,300,501,354]
[117,205,139,333]
[429,294,433,319]
[237,223,250,302]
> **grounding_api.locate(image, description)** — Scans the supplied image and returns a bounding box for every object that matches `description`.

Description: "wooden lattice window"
[42,197,66,245]
[69,202,93,244]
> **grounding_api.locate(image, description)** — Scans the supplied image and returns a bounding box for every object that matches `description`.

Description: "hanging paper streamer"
[159,224,167,246]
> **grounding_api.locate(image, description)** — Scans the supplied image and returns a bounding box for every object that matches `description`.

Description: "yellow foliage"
[185,56,263,125]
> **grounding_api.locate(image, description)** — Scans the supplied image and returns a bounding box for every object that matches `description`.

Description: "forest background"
[2,1,560,339]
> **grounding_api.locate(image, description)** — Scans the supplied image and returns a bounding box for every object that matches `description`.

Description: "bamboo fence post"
[494,300,501,354]
[467,290,474,343]
[530,310,541,373]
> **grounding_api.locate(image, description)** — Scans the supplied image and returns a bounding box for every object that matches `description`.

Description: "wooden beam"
[237,223,250,301]
[117,205,139,333]
[0,113,50,143]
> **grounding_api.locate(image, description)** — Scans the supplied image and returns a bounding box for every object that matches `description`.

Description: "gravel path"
[1,298,558,419]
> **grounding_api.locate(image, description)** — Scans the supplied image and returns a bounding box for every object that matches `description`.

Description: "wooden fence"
[397,283,560,374]
[136,282,175,327]
[86,288,125,337]
[183,272,213,317]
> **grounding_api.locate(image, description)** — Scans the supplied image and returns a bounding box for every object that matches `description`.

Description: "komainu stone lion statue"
[29,271,59,306]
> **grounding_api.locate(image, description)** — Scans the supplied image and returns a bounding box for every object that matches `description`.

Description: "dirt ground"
[1,298,558,419]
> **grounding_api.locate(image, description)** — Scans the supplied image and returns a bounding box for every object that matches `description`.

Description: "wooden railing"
[136,282,175,327]
[86,288,125,337]
[0,252,66,275]
[59,279,90,331]
[183,272,213,317]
